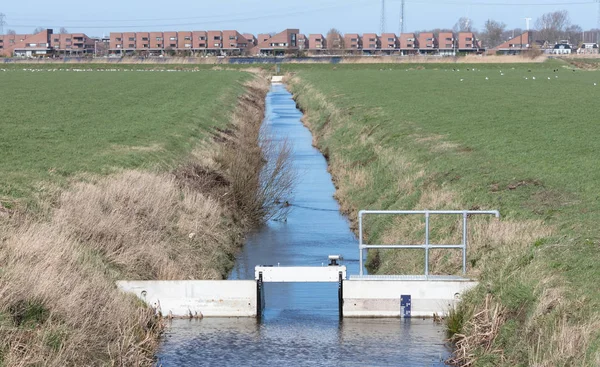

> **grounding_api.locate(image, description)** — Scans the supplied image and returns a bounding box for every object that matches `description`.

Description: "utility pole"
[0,13,6,35]
[597,0,600,45]
[380,0,386,34]
[399,0,405,35]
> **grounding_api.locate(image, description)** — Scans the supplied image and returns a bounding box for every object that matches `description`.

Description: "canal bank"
[156,83,450,366]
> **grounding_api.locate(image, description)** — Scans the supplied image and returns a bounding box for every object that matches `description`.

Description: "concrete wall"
[117,280,256,317]
[343,280,478,318]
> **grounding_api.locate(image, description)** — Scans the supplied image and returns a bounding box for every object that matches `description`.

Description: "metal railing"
[358,210,500,276]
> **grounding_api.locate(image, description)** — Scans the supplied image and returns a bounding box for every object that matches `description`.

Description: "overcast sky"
[2,0,597,37]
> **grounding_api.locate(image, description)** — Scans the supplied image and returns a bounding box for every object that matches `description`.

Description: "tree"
[6,29,16,35]
[453,17,473,33]
[59,27,69,34]
[33,27,45,34]
[502,28,523,42]
[326,28,344,53]
[480,19,506,48]
[535,10,570,44]
[564,24,583,45]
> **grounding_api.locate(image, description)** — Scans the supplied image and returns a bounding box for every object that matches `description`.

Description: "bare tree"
[535,10,570,44]
[502,28,523,42]
[326,28,344,53]
[564,24,583,45]
[453,17,473,33]
[480,19,506,48]
[6,29,16,35]
[33,27,45,34]
[59,27,69,34]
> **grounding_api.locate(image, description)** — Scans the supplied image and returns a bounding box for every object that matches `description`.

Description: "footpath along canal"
[156,83,450,366]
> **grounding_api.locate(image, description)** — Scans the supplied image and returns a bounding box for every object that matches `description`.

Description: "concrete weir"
[343,276,478,318]
[117,272,477,318]
[117,280,257,317]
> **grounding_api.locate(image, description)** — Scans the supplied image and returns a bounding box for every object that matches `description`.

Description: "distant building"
[418,32,437,54]
[438,32,454,55]
[492,31,533,55]
[380,33,399,54]
[578,43,598,54]
[399,33,418,55]
[362,33,380,54]
[552,43,572,55]
[308,34,326,53]
[344,33,361,52]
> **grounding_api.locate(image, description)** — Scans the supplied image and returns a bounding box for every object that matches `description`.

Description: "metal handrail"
[358,210,500,276]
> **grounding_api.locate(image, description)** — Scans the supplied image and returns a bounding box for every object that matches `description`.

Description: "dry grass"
[0,73,273,366]
[448,294,508,366]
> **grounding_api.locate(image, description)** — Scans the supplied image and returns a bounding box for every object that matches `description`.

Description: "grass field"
[0,69,250,210]
[0,69,268,365]
[289,61,600,365]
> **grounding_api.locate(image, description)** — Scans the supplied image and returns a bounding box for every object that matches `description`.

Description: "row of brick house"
[107,29,482,56]
[0,29,97,57]
[2,28,484,57]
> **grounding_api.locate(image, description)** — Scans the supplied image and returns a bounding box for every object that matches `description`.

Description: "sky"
[1,0,598,37]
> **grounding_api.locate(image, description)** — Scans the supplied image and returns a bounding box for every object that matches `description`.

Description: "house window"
[116,44,121,48]
[128,37,135,41]
[351,38,357,42]
[199,43,205,47]
[142,37,148,41]
[28,43,37,47]
[388,38,394,42]
[199,36,206,40]
[214,43,221,47]
[170,43,176,47]
[156,37,163,41]
[315,38,321,42]
[142,44,149,48]
[369,38,375,41]
[184,36,191,41]
[185,43,192,48]
[230,43,236,47]
[445,44,452,48]
[446,38,452,41]
[169,37,176,41]
[466,44,472,47]
[229,35,236,40]
[408,38,415,41]
[116,38,122,42]
[466,37,472,41]
[407,43,413,47]
[426,38,433,41]
[214,36,221,40]
[156,44,162,48]
[54,38,59,42]
[9,39,15,44]
[128,44,134,48]
[369,43,376,48]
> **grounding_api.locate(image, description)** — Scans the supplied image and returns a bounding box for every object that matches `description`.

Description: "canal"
[156,83,450,366]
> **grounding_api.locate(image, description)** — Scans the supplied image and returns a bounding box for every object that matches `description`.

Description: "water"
[156,84,450,366]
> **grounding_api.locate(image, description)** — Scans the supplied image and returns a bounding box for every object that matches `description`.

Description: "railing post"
[462,212,468,275]
[359,211,364,276]
[424,212,430,276]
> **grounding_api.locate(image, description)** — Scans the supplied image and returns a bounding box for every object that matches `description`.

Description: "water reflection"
[156,84,450,366]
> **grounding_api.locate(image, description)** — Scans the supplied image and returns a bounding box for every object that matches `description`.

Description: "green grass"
[0,70,250,209]
[289,62,600,365]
